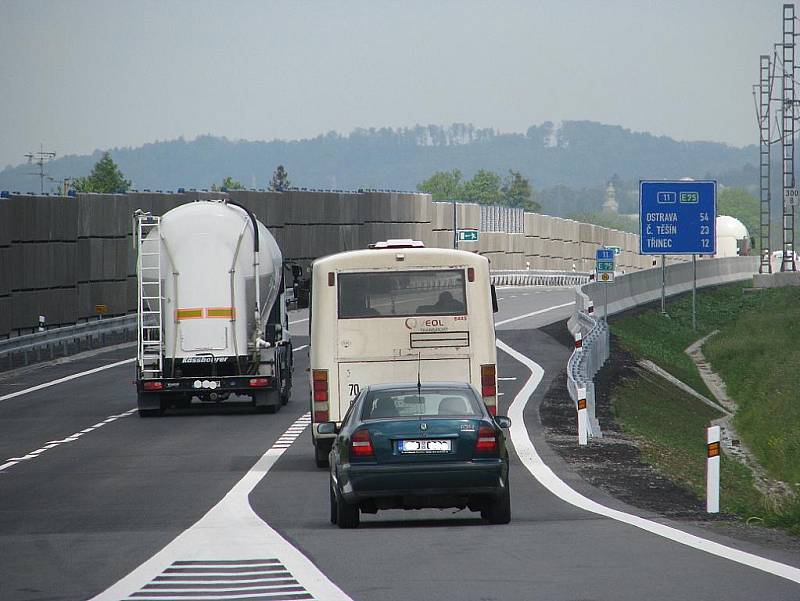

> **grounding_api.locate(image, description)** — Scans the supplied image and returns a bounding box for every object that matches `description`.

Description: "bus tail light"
[312,369,329,422]
[475,425,498,454]
[481,364,497,416]
[351,429,374,457]
[468,267,475,282]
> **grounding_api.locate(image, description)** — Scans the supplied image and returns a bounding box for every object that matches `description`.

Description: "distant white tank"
[143,200,282,360]
[715,215,749,258]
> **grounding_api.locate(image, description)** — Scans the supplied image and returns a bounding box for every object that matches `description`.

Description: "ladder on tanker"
[137,214,164,378]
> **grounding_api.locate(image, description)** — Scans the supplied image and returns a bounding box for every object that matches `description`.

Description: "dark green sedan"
[319,382,511,528]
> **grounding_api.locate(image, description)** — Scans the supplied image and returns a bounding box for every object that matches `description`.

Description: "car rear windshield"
[361,389,481,419]
[338,269,466,319]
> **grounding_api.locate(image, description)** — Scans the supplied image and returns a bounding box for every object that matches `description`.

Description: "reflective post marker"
[706,425,721,513]
[577,387,588,446]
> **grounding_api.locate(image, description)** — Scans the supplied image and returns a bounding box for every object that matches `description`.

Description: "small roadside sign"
[606,245,622,255]
[457,229,479,242]
[598,271,615,283]
[95,304,108,315]
[595,248,615,273]
[784,188,799,207]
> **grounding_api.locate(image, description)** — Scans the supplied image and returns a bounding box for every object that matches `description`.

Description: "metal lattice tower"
[781,3,797,272]
[759,54,773,273]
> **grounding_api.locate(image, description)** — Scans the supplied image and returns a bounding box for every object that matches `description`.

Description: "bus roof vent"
[369,239,425,249]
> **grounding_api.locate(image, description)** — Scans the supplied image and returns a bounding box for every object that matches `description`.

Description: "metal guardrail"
[0,315,136,371]
[491,269,592,287]
[566,288,607,440]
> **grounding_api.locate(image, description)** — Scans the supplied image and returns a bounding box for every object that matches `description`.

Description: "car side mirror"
[494,415,512,429]
[317,422,338,435]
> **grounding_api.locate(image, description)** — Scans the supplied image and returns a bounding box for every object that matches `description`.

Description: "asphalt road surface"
[0,287,798,600]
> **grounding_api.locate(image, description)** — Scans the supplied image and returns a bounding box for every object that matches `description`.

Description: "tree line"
[417,169,540,211]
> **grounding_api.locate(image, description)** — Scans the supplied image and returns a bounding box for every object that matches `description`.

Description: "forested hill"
[0,121,756,195]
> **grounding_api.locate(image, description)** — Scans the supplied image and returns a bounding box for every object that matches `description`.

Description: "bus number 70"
[348,383,360,397]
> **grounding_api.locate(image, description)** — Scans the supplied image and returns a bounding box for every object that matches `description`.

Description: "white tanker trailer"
[134,199,293,416]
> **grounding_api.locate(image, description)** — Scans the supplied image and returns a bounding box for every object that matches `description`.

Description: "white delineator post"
[706,425,721,513]
[577,387,588,446]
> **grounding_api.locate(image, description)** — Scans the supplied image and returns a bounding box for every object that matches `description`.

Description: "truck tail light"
[249,377,270,387]
[351,429,374,457]
[481,364,497,415]
[312,369,329,423]
[475,425,498,454]
[143,381,163,391]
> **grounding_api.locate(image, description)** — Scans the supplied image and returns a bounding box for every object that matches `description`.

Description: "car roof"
[364,381,474,392]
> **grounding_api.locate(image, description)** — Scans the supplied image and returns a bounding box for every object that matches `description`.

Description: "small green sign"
[596,260,614,273]
[458,229,479,242]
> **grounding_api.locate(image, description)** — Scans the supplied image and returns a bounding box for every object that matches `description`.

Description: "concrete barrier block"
[127,275,138,313]
[0,247,9,297]
[460,203,481,230]
[433,202,454,230]
[509,233,525,253]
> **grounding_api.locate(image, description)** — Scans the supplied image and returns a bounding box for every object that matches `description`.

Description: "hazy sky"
[0,0,784,169]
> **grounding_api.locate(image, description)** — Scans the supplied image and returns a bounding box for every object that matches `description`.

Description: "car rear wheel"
[482,479,511,525]
[336,493,360,529]
[329,482,338,525]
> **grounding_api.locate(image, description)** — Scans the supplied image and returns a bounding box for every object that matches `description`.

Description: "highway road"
[0,286,798,600]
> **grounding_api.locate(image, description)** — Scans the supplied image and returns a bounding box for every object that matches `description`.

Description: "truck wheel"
[336,493,360,529]
[482,478,511,524]
[314,440,330,468]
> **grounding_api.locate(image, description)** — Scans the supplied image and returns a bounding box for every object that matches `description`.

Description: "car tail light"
[351,429,374,457]
[481,363,497,415]
[312,369,329,423]
[467,267,475,282]
[143,381,163,391]
[475,425,498,453]
[249,377,270,387]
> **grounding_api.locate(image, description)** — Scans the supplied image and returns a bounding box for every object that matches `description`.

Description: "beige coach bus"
[309,240,499,467]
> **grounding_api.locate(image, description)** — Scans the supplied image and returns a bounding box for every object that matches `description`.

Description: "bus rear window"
[338,269,467,319]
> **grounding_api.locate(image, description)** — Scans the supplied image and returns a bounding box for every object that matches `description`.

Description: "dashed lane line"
[0,345,310,475]
[0,408,138,472]
[497,338,800,585]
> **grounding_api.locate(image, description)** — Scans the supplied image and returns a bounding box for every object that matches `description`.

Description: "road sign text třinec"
[639,180,716,255]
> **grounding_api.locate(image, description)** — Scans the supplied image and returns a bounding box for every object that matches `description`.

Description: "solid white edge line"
[495,301,575,327]
[289,318,309,324]
[0,358,136,402]
[496,337,800,584]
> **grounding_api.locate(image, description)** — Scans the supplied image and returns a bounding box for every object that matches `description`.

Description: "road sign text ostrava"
[639,180,716,255]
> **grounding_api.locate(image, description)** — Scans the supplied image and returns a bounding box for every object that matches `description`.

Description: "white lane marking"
[0,358,136,402]
[496,338,800,584]
[495,301,575,327]
[0,408,137,472]
[2,345,310,475]
[289,318,309,324]
[498,377,517,381]
[90,411,352,601]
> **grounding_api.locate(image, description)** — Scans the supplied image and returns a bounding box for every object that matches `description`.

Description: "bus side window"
[490,284,499,313]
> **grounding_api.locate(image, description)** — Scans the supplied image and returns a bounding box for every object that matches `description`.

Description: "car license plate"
[398,439,451,453]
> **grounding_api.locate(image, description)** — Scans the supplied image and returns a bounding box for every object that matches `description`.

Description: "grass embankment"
[611,282,800,533]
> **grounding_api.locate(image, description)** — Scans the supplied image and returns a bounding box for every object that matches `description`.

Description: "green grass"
[610,282,800,534]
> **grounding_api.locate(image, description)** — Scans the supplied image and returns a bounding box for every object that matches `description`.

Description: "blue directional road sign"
[595,248,614,273]
[639,180,716,255]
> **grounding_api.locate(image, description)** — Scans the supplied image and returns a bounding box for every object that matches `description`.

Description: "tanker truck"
[134,199,293,416]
